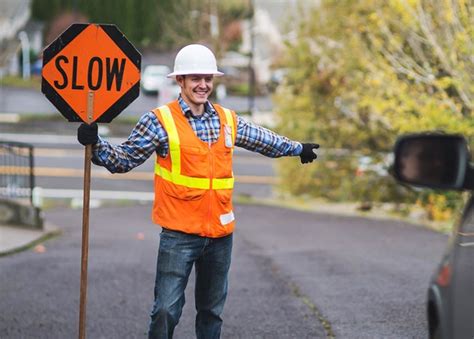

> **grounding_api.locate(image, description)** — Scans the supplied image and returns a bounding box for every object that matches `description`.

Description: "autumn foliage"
[274,0,473,219]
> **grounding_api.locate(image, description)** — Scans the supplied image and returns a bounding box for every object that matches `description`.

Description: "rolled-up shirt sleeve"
[91,112,167,173]
[235,115,302,157]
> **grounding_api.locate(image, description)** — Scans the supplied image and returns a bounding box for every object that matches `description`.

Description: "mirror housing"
[393,133,472,190]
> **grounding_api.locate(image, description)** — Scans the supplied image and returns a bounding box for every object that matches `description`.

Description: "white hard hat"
[167,44,224,78]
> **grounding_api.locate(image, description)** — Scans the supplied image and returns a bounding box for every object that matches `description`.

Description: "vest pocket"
[215,189,234,228]
[215,189,232,204]
[213,150,232,178]
[160,179,206,201]
[180,146,209,177]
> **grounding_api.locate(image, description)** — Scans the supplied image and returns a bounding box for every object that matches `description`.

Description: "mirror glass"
[394,135,468,189]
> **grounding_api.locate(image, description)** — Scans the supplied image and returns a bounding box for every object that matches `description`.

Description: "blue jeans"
[148,229,233,339]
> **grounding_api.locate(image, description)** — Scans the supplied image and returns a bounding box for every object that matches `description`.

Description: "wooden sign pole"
[78,91,94,339]
[41,24,141,338]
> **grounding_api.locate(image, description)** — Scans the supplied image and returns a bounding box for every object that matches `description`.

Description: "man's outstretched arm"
[235,115,319,163]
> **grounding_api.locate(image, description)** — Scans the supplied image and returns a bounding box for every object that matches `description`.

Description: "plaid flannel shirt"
[92,96,302,173]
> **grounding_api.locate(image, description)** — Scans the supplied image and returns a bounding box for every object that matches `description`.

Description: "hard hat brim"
[167,70,224,78]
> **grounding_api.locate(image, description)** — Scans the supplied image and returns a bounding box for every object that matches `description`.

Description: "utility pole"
[18,31,30,80]
[209,0,219,54]
[248,0,256,116]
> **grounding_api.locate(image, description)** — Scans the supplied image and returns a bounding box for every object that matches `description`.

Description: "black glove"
[300,143,319,164]
[77,123,99,146]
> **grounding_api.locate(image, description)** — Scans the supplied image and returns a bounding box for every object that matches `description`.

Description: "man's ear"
[176,75,185,87]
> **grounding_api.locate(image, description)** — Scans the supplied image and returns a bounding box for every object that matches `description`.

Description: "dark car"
[392,133,474,339]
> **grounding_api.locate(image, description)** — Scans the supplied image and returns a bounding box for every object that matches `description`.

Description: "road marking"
[34,148,84,157]
[32,147,272,164]
[38,188,154,200]
[0,133,94,145]
[0,113,20,123]
[0,166,278,184]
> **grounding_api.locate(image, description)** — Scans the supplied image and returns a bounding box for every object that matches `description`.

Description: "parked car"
[141,64,179,98]
[392,133,474,339]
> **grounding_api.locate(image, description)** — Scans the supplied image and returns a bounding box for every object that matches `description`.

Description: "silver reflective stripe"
[219,211,235,225]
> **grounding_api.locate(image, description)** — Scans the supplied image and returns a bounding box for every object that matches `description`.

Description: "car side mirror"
[393,133,472,190]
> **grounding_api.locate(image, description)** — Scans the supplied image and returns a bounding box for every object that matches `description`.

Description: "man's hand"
[300,143,319,164]
[77,123,99,146]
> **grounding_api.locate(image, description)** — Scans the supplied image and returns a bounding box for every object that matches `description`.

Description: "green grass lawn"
[0,75,41,90]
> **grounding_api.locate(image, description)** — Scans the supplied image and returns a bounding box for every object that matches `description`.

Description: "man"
[77,44,319,339]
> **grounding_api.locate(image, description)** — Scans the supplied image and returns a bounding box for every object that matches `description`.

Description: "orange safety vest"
[151,100,237,238]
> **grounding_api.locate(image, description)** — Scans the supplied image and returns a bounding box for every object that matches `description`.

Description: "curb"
[235,195,451,234]
[0,222,61,257]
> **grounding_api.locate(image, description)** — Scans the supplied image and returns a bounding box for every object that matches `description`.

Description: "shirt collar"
[178,95,216,118]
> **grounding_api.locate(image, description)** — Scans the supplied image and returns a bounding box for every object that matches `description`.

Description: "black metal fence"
[0,141,35,203]
[0,141,42,229]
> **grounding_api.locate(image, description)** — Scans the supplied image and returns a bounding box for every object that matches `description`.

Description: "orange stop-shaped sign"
[42,23,141,123]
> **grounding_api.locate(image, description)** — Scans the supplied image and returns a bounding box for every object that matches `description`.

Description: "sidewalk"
[0,222,60,256]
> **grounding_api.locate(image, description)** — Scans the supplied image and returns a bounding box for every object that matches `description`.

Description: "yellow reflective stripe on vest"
[155,163,210,189]
[155,105,234,190]
[222,108,235,144]
[218,108,235,189]
[216,108,235,189]
[158,105,181,175]
[156,105,210,189]
[212,177,234,189]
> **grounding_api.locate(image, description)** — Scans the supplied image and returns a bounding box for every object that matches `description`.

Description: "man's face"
[177,74,214,106]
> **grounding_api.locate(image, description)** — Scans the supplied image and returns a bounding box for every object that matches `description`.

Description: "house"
[241,0,319,85]
[0,0,43,78]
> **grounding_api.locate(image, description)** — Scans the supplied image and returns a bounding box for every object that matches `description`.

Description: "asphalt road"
[0,203,447,338]
[0,85,449,338]
[0,130,281,200]
[0,84,280,201]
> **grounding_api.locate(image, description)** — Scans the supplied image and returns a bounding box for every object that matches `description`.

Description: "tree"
[274,0,473,217]
[32,0,251,50]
